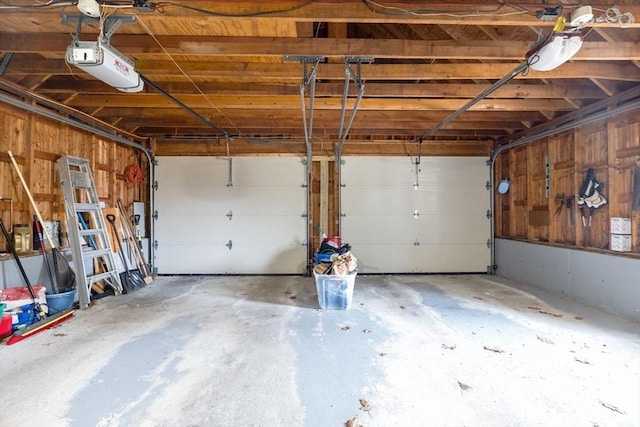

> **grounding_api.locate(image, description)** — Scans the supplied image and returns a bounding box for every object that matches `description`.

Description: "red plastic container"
[0,315,12,340]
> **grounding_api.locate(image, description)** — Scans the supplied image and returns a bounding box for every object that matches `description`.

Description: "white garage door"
[154,156,307,274]
[341,156,490,273]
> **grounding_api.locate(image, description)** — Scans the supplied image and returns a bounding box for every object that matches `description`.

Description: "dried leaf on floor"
[458,381,472,391]
[575,316,584,320]
[379,352,387,357]
[341,325,350,331]
[527,306,541,310]
[363,328,373,333]
[600,401,625,414]
[483,345,505,353]
[346,416,362,427]
[399,305,405,309]
[537,335,554,344]
[442,344,456,350]
[359,399,372,412]
[289,295,297,300]
[574,357,591,365]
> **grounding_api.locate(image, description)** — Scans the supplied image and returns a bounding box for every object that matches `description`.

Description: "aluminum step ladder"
[58,155,122,309]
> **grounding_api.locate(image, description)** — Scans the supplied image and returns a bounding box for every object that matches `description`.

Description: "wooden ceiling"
[1,0,639,156]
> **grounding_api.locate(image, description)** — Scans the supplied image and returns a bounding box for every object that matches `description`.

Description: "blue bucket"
[46,289,76,314]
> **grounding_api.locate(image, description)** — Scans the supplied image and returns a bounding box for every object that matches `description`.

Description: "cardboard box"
[610,234,631,252]
[610,217,631,234]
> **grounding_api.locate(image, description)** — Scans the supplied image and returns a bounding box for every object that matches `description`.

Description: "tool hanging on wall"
[565,195,575,227]
[633,155,640,211]
[554,193,565,217]
[577,168,607,247]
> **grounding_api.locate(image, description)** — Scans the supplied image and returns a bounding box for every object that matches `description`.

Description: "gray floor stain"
[291,288,390,427]
[66,316,195,426]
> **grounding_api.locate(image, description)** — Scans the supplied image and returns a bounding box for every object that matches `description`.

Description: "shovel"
[105,214,146,293]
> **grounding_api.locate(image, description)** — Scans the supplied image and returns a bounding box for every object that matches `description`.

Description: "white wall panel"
[155,157,306,274]
[341,156,490,273]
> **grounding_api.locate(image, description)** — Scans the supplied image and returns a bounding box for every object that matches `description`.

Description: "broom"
[8,151,75,293]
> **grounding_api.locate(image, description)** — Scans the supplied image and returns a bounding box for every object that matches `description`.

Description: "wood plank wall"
[495,108,640,257]
[0,104,149,253]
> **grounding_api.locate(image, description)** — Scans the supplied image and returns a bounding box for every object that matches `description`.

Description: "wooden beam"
[3,34,639,61]
[36,78,608,99]
[64,94,576,111]
[2,2,637,27]
[6,57,638,82]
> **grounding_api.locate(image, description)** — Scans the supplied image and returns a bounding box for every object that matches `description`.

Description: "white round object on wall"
[497,178,510,194]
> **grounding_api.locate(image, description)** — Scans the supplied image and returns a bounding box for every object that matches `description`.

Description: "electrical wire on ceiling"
[150,0,313,16]
[361,0,538,18]
[0,0,72,9]
[134,13,241,137]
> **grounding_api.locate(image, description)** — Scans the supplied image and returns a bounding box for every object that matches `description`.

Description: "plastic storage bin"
[46,289,76,314]
[313,271,357,310]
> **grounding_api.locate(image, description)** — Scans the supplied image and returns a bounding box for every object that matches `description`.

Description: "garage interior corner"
[1,274,638,427]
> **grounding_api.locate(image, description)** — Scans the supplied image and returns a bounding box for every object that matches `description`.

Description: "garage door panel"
[156,186,234,215]
[156,157,230,186]
[342,215,419,243]
[156,244,233,274]
[155,156,306,274]
[342,187,421,214]
[342,187,488,215]
[342,156,489,273]
[416,215,488,244]
[232,158,305,186]
[225,187,305,215]
[415,188,488,214]
[229,216,306,244]
[342,157,415,185]
[155,215,226,244]
[353,244,489,273]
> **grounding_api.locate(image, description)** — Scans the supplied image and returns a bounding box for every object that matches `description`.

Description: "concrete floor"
[1,274,638,427]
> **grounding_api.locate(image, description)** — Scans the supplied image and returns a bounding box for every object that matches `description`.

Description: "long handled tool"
[0,218,73,345]
[33,216,55,291]
[8,151,75,293]
[105,214,146,293]
[117,199,153,284]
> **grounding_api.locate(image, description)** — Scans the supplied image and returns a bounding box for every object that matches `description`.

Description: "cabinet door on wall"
[341,156,490,273]
[155,156,307,274]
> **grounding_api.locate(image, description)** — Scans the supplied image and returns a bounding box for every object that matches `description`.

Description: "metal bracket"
[152,210,158,220]
[153,240,158,250]
[414,239,420,246]
[225,240,233,250]
[343,56,374,92]
[486,180,492,190]
[153,180,159,191]
[284,55,325,151]
[62,14,137,45]
[486,209,492,219]
[0,53,14,77]
[284,55,325,88]
[486,239,492,248]
[336,56,374,158]
[226,210,233,220]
